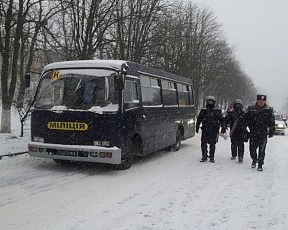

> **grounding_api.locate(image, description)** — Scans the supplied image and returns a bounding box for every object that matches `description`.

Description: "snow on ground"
[0,107,288,230]
[0,107,30,156]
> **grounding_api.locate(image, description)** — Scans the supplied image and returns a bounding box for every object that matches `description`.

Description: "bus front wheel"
[171,130,181,151]
[117,139,135,170]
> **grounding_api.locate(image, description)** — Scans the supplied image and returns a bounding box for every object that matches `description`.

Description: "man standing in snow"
[246,95,275,171]
[196,96,224,163]
[222,99,248,163]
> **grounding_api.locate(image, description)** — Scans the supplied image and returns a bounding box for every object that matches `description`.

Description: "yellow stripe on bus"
[47,122,88,131]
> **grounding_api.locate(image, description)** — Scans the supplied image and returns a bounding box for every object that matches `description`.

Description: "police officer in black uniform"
[196,96,224,163]
[222,99,248,163]
[246,94,275,171]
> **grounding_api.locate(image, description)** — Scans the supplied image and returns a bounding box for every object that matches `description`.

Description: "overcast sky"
[192,0,288,112]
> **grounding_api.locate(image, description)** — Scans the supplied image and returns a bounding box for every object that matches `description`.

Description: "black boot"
[251,160,256,168]
[258,161,263,171]
[200,157,207,162]
[258,164,263,171]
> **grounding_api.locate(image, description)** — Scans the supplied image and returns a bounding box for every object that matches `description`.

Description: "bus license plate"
[56,150,77,156]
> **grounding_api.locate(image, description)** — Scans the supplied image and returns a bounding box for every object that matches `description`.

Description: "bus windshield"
[34,69,119,111]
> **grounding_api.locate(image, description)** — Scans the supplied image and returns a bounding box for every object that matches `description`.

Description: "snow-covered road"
[0,133,288,230]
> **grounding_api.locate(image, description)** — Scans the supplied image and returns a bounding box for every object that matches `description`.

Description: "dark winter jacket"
[246,103,275,138]
[224,108,247,141]
[196,107,224,136]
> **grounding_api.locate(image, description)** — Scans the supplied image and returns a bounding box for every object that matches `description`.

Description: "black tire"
[117,139,135,170]
[170,130,181,151]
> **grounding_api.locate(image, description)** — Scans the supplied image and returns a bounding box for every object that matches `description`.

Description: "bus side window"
[162,80,177,106]
[189,86,194,106]
[140,75,161,106]
[177,83,189,107]
[124,80,139,109]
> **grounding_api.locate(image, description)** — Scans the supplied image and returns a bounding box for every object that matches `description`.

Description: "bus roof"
[43,60,127,72]
[43,60,192,85]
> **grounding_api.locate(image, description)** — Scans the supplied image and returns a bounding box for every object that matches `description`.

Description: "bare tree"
[107,0,168,63]
[0,0,25,133]
[150,3,223,110]
[0,0,63,133]
[149,2,256,111]
[43,0,117,60]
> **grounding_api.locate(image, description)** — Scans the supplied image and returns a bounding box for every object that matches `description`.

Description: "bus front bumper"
[28,142,122,164]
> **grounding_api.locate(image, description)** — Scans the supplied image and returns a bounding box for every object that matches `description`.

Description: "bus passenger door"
[122,79,142,153]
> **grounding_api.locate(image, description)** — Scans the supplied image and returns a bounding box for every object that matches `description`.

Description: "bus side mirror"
[121,63,128,74]
[114,75,124,90]
[115,63,128,90]
[25,73,30,88]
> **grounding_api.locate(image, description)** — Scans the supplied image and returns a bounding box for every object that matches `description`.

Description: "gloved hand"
[268,132,273,138]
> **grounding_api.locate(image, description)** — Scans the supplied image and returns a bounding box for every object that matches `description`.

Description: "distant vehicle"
[25,60,196,169]
[282,114,288,127]
[274,114,286,135]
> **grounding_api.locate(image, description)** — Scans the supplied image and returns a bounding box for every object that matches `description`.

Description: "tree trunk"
[20,119,24,137]
[0,103,12,133]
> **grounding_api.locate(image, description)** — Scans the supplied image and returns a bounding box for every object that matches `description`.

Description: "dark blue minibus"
[27,60,195,169]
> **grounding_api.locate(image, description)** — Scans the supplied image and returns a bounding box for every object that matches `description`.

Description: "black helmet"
[257,94,267,100]
[206,95,216,108]
[233,99,243,112]
[234,99,242,105]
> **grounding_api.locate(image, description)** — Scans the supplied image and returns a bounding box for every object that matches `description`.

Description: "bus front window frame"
[34,69,120,112]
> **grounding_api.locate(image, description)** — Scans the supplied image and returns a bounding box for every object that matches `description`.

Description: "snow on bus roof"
[43,60,127,72]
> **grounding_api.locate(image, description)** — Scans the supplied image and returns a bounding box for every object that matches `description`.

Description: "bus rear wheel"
[170,130,181,151]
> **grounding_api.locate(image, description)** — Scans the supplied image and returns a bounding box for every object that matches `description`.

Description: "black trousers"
[201,140,216,159]
[249,136,267,165]
[231,138,244,158]
[201,131,218,159]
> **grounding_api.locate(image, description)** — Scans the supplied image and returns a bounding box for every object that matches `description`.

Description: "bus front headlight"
[93,141,101,146]
[33,136,44,142]
[93,141,110,147]
[101,141,110,147]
